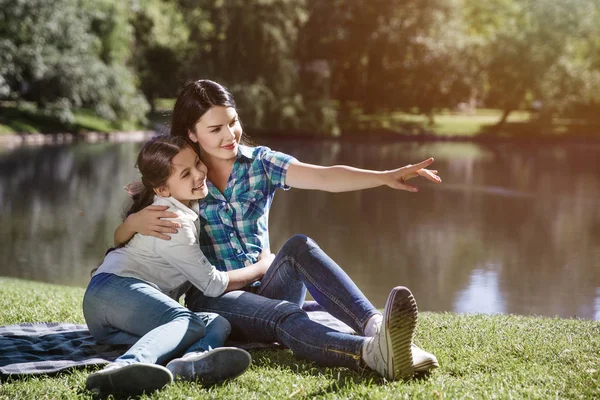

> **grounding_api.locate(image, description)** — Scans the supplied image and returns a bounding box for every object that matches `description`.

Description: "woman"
[115,80,441,380]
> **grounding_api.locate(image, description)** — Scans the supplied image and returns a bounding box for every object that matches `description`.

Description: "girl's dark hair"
[125,135,190,218]
[171,79,251,148]
[93,135,190,275]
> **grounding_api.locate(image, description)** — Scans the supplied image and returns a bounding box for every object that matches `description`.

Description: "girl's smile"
[155,146,209,206]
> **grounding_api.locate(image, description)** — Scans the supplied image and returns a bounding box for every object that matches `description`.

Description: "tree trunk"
[496,108,512,130]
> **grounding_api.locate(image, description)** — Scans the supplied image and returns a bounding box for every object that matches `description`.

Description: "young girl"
[83,136,275,395]
[115,80,442,380]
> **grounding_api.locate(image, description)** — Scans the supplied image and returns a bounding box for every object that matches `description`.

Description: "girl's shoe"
[86,362,173,395]
[166,347,252,384]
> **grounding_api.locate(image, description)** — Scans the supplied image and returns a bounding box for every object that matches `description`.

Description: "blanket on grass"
[0,308,354,377]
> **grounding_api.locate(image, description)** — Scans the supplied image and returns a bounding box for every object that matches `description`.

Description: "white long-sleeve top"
[93,196,229,299]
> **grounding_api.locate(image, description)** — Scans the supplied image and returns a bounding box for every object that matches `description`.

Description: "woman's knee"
[281,234,319,255]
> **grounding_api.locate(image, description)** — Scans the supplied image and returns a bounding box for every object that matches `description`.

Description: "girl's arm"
[224,253,274,292]
[284,157,441,193]
[114,205,181,246]
[156,217,273,297]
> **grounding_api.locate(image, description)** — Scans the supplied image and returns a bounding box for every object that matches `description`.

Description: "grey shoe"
[412,344,439,373]
[86,362,173,395]
[166,347,252,384]
[363,286,418,380]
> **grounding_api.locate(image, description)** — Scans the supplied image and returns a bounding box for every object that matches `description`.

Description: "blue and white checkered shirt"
[198,145,296,271]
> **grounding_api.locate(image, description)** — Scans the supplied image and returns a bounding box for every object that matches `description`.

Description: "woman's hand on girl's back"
[126,205,181,240]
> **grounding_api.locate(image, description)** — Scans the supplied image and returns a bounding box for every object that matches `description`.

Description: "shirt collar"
[237,145,254,161]
[153,195,199,221]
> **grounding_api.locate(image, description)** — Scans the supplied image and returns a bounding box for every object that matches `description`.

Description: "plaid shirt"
[198,145,295,271]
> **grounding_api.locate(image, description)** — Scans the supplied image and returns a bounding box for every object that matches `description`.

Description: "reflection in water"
[454,268,505,315]
[0,139,599,320]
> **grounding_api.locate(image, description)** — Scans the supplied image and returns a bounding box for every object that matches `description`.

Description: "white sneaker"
[362,286,418,380]
[412,344,439,373]
[367,306,438,373]
[166,347,252,384]
[86,362,173,395]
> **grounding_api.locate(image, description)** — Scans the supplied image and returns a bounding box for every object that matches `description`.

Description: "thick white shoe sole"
[385,286,418,379]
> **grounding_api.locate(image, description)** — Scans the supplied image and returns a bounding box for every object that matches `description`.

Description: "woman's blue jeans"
[83,273,230,366]
[186,234,380,370]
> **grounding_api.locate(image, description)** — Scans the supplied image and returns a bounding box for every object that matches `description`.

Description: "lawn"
[353,108,600,139]
[0,277,598,399]
[0,102,143,135]
[3,100,600,141]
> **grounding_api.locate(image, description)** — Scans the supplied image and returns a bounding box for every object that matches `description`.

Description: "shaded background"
[1,0,600,136]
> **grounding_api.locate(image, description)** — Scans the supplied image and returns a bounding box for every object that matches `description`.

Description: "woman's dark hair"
[125,135,190,218]
[171,79,251,148]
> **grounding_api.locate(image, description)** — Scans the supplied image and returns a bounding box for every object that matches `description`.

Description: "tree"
[0,0,148,127]
[465,0,600,128]
[130,0,191,112]
[300,0,473,128]
[177,0,309,131]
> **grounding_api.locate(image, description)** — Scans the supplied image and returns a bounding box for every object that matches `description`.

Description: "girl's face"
[155,146,208,206]
[188,106,242,162]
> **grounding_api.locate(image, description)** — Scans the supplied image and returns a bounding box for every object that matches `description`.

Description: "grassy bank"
[0,277,598,399]
[0,102,143,135]
[352,109,600,140]
[3,101,600,142]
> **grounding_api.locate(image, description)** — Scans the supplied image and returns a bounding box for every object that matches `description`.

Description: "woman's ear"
[188,129,198,143]
[154,185,170,198]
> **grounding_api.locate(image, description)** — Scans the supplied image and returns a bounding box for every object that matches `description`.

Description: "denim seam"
[287,252,368,332]
[277,326,363,367]
[197,305,282,336]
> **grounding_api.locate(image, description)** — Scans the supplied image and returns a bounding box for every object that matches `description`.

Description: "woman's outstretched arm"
[285,157,441,193]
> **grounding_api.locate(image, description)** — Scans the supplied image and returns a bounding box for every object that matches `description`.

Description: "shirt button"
[229,233,234,237]
[237,249,242,253]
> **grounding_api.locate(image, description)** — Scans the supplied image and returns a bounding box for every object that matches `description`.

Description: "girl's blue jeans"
[186,234,380,370]
[83,273,230,366]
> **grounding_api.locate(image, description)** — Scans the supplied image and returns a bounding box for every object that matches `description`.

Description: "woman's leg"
[187,289,364,369]
[187,286,418,380]
[258,234,380,335]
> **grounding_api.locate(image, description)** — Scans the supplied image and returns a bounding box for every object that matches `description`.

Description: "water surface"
[1,138,598,320]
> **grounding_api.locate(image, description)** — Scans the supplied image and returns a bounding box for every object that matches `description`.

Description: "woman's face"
[188,106,242,162]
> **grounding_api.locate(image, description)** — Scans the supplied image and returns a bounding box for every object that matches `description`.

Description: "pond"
[1,138,599,320]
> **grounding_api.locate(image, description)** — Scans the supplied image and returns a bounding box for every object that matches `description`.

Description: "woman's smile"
[221,142,237,151]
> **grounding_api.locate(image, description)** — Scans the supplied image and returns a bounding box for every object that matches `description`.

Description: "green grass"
[2,99,599,140]
[0,102,143,135]
[1,277,599,399]
[354,108,600,139]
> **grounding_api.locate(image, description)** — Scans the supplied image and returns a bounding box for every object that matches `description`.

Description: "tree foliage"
[0,0,148,127]
[1,0,599,133]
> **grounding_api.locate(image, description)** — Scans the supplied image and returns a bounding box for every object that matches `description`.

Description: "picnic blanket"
[0,306,354,377]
